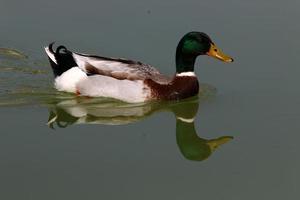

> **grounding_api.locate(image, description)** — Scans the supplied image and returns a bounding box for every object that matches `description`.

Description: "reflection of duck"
[45,32,233,103]
[176,119,232,161]
[47,90,232,161]
[171,99,233,161]
[47,98,158,127]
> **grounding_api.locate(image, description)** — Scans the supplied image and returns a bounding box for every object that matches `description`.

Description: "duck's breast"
[54,67,88,93]
[145,76,199,100]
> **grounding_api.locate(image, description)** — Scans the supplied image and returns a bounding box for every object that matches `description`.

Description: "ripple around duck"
[0,48,53,106]
[0,82,216,108]
[0,48,28,59]
[0,65,48,75]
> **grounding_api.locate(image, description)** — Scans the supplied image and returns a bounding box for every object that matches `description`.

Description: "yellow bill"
[207,43,234,62]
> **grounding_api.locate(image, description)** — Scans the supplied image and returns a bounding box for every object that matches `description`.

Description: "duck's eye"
[214,49,218,52]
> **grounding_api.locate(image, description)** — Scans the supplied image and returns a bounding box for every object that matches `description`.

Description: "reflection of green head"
[176,119,233,161]
[176,119,211,161]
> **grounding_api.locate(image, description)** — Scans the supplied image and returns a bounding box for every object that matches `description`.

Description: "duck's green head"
[176,32,233,73]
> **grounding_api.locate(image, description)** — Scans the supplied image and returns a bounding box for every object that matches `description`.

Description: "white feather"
[77,75,150,103]
[54,67,87,93]
[176,72,196,77]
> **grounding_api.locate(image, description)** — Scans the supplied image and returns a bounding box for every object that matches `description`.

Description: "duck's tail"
[44,43,77,77]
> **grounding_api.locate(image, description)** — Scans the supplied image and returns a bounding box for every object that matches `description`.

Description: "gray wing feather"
[72,52,164,81]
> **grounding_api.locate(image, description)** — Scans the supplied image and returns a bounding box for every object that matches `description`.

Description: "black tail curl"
[47,42,77,77]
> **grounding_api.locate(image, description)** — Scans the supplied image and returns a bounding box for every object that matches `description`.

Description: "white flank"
[77,75,150,103]
[176,72,196,77]
[54,67,88,93]
[44,46,57,64]
[176,117,195,123]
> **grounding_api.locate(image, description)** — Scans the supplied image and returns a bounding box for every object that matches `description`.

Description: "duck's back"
[72,53,170,82]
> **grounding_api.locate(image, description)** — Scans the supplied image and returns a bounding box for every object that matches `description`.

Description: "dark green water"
[1,0,300,199]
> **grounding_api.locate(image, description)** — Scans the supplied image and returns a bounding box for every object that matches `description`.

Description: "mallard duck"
[45,32,233,103]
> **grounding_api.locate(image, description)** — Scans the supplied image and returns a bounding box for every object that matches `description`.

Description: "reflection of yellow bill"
[207,43,234,62]
[207,136,234,151]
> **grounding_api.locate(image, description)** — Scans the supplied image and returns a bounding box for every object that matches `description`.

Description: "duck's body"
[45,32,233,103]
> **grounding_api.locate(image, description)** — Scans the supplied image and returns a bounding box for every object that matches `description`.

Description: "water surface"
[0,0,300,199]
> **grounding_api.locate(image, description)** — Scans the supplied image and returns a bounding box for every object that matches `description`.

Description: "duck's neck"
[176,45,197,74]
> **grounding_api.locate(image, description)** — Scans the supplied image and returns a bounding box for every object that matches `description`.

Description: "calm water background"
[1,0,300,199]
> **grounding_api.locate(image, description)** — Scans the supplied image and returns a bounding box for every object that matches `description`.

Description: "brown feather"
[144,76,199,100]
[85,62,110,76]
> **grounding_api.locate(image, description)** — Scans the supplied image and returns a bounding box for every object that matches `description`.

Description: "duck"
[44,32,233,103]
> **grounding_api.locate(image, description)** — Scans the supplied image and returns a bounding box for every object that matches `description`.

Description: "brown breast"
[144,76,199,101]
